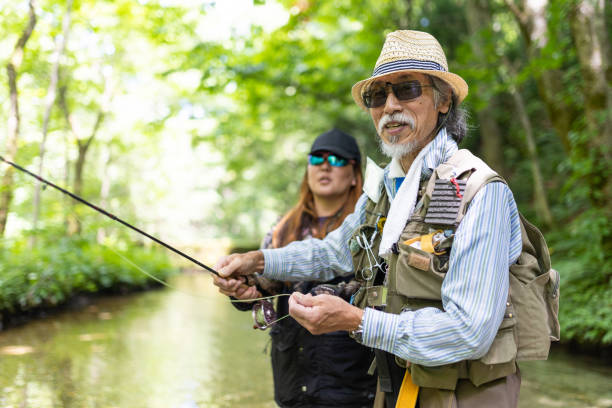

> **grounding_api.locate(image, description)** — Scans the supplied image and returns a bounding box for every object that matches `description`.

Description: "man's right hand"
[212,251,265,299]
[212,274,262,300]
[215,250,265,278]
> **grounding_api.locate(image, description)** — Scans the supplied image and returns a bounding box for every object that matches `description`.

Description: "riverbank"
[0,285,164,331]
[0,236,177,330]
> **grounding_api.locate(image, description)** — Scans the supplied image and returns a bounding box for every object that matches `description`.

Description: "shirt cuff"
[361,307,401,353]
[261,248,286,280]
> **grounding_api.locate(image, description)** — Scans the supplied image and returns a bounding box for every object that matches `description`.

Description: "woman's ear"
[351,176,357,186]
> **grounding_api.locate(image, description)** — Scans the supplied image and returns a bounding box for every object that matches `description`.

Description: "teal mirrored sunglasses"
[308,153,349,167]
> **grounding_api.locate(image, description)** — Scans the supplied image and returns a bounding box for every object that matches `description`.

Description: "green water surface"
[0,273,610,408]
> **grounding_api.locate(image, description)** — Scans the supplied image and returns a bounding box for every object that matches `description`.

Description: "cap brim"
[309,145,360,162]
[351,70,468,110]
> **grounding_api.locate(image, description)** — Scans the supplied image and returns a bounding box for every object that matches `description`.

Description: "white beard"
[377,112,418,159]
[379,139,418,159]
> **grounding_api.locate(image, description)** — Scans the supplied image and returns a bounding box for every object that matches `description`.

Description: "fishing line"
[106,240,292,326]
[102,242,291,303]
[0,155,219,276]
[1,155,293,325]
[60,191,291,304]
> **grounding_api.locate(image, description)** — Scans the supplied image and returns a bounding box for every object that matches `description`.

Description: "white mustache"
[377,113,415,141]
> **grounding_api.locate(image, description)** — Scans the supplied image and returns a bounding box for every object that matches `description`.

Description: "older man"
[215,31,537,408]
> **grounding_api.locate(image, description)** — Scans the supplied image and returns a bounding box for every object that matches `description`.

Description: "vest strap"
[374,349,394,393]
[396,369,419,408]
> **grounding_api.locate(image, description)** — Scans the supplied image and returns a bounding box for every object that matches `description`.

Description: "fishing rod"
[0,155,291,329]
[0,155,220,276]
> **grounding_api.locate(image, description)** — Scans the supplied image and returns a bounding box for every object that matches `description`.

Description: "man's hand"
[215,250,265,278]
[212,251,265,299]
[211,274,262,299]
[288,292,364,335]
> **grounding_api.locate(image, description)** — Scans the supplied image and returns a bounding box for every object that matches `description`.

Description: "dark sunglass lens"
[362,92,373,108]
[394,81,422,101]
[327,155,348,167]
[370,87,388,108]
[363,85,388,108]
[308,155,325,165]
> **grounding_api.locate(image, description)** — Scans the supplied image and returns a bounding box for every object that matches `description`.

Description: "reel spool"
[252,299,277,330]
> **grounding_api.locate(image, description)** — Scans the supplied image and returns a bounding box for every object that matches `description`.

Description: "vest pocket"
[467,326,518,386]
[509,270,555,360]
[409,363,462,390]
[478,328,517,365]
[393,242,445,300]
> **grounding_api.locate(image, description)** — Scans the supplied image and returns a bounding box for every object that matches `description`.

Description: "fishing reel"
[252,299,278,330]
[251,280,361,330]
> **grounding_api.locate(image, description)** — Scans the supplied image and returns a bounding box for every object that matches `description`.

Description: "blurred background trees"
[0,0,610,348]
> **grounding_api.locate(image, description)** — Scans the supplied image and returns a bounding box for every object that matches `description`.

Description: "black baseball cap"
[309,128,361,163]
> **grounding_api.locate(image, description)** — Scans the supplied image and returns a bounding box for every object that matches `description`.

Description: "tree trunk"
[58,84,105,235]
[465,0,505,174]
[0,0,37,236]
[498,55,554,226]
[96,147,112,243]
[62,128,71,228]
[509,83,554,227]
[30,0,72,245]
[505,0,578,152]
[569,0,612,210]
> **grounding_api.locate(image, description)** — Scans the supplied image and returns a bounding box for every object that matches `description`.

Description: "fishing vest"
[350,149,560,393]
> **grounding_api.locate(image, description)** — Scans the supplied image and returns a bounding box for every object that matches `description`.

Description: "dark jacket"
[234,217,376,407]
[269,277,376,408]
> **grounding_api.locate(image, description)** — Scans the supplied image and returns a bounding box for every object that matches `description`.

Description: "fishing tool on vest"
[355,214,386,282]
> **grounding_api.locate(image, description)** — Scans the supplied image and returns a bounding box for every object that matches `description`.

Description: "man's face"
[367,72,449,158]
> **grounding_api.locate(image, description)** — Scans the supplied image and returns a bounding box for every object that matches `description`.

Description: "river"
[1,273,610,408]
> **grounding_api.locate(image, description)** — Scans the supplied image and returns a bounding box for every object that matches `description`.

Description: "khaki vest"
[350,149,560,391]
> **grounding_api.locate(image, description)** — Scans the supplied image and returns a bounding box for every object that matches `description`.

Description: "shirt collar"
[388,157,405,179]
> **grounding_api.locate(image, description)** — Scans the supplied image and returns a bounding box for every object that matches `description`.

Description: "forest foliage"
[0,0,610,347]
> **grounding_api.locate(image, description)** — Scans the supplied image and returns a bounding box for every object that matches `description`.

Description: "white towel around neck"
[378,144,430,257]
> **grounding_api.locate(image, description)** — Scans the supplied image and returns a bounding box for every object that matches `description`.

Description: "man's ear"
[438,95,452,114]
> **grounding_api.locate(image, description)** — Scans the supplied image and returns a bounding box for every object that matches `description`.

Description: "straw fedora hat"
[351,30,468,110]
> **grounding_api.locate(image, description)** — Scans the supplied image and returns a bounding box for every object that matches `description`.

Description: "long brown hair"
[271,163,363,248]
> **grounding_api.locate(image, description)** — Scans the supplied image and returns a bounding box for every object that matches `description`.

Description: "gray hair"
[429,75,468,144]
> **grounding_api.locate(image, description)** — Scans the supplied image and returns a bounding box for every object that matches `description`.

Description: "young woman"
[215,129,376,408]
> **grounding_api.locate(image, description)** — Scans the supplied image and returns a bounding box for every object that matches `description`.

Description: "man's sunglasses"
[308,153,350,167]
[362,80,432,108]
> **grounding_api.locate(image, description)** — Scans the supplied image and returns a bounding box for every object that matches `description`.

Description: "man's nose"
[383,86,402,113]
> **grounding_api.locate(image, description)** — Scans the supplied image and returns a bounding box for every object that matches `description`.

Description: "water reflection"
[0,273,611,407]
[0,273,274,408]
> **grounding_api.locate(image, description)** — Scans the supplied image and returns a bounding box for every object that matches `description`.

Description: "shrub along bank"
[0,236,176,327]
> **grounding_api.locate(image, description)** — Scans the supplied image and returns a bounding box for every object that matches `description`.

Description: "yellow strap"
[403,236,420,246]
[420,231,446,255]
[419,231,438,253]
[404,232,446,255]
[395,369,419,408]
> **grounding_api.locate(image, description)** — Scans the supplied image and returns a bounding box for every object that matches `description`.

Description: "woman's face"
[307,151,357,200]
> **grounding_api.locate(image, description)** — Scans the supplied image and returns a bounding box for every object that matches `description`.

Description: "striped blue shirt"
[262,129,522,366]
